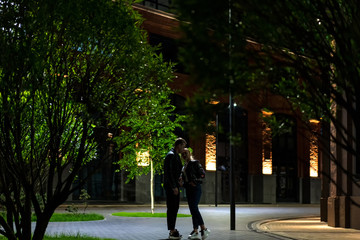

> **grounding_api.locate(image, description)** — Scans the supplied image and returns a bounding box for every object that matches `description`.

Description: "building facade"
[75,1,322,207]
[74,1,360,231]
[131,3,321,205]
[320,106,360,230]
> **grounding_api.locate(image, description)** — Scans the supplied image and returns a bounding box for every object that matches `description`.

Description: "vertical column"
[327,104,341,227]
[320,121,330,222]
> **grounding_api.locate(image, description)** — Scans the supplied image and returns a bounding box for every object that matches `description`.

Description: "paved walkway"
[45,204,360,240]
[255,217,360,240]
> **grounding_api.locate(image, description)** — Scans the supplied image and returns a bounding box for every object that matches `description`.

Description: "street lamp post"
[228,0,236,230]
[229,91,235,230]
[215,114,219,207]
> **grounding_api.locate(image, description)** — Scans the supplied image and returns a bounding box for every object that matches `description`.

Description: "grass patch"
[112,212,191,218]
[0,213,108,239]
[31,213,104,222]
[50,213,104,222]
[44,233,114,240]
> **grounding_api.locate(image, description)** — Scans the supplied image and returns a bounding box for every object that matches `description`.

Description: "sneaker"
[169,229,182,239]
[200,228,210,239]
[188,230,201,239]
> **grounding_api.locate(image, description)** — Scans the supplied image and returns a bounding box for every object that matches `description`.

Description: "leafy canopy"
[0,0,181,239]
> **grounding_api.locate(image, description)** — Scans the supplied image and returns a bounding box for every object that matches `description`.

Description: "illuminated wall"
[261,111,273,175]
[205,133,216,171]
[309,120,320,177]
[136,150,150,166]
[262,124,273,174]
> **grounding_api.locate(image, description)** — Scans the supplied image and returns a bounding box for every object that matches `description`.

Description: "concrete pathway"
[42,204,360,240]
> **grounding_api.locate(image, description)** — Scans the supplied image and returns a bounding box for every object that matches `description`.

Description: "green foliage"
[114,80,184,180]
[79,189,91,214]
[49,213,104,222]
[172,0,252,135]
[65,189,91,214]
[31,213,104,222]
[43,235,114,240]
[65,205,80,214]
[174,0,360,165]
[0,0,181,239]
[232,1,360,172]
[112,212,191,218]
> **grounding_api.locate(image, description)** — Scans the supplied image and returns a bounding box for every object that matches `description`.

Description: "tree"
[174,0,360,192]
[0,0,181,239]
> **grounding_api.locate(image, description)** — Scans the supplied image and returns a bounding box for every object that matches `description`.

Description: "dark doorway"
[272,114,298,202]
[73,128,135,202]
[217,106,248,203]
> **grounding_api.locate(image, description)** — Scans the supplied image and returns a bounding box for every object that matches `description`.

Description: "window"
[139,0,172,12]
[309,120,320,177]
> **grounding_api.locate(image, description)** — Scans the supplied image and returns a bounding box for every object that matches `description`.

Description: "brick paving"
[42,204,360,240]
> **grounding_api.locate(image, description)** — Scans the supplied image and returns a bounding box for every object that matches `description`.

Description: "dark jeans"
[165,187,180,230]
[186,184,204,229]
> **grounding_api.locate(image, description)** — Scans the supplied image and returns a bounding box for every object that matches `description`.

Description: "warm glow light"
[310,122,320,177]
[136,150,150,166]
[209,100,220,105]
[54,73,69,78]
[309,119,320,124]
[267,218,332,231]
[261,110,274,117]
[205,131,216,171]
[262,160,272,175]
[262,114,273,175]
[134,88,143,93]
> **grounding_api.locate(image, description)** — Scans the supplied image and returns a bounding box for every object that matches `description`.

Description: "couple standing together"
[163,138,210,240]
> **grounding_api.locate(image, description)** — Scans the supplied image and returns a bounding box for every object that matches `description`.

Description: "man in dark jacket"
[163,137,187,239]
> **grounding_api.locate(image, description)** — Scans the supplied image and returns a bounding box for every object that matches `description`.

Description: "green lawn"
[112,212,191,218]
[49,213,104,222]
[43,234,114,240]
[0,213,107,239]
[0,212,190,239]
[30,213,104,222]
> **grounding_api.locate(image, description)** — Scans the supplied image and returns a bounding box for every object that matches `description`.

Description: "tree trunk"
[20,192,33,240]
[32,211,53,240]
